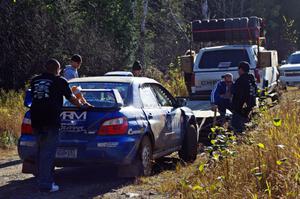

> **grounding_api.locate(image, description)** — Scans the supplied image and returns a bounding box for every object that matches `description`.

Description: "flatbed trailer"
[185,99,231,144]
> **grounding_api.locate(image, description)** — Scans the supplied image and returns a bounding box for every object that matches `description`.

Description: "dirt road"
[0,148,179,199]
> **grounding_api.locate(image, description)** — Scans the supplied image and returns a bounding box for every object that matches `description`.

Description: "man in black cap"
[30,58,91,192]
[132,60,142,76]
[231,61,257,133]
[63,54,82,80]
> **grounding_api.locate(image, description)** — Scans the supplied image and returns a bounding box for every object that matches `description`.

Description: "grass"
[130,88,300,198]
[0,90,25,149]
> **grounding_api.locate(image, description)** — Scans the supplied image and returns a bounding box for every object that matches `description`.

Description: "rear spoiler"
[24,88,125,110]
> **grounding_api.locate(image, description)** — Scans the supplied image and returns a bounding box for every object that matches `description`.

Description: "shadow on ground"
[0,155,187,199]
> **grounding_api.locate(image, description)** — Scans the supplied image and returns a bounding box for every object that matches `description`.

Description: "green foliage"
[1,0,300,89]
[144,65,188,97]
[0,90,25,148]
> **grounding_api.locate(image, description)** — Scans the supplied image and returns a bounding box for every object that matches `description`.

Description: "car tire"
[138,136,153,176]
[179,125,198,162]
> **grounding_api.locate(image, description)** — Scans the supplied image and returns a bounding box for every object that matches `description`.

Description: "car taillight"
[191,73,196,93]
[98,117,128,135]
[21,118,33,134]
[254,68,261,83]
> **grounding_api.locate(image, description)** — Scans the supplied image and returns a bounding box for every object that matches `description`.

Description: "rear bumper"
[18,134,141,166]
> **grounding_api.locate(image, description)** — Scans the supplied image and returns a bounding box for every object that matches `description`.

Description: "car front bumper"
[280,76,300,86]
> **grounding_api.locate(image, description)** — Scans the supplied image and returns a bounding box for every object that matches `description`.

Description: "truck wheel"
[179,125,198,162]
[138,136,153,176]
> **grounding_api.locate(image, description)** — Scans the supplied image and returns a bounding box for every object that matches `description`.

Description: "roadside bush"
[0,90,25,148]
[144,65,188,97]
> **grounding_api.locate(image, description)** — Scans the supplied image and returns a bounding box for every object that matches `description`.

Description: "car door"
[150,84,183,148]
[139,84,166,152]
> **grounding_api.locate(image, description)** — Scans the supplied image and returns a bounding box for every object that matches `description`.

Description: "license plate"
[55,148,77,159]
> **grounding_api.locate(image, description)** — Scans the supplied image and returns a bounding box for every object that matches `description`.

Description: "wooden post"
[213,107,217,127]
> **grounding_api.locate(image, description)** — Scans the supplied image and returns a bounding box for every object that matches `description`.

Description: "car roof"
[291,51,300,55]
[104,71,134,76]
[68,76,159,84]
[200,45,255,51]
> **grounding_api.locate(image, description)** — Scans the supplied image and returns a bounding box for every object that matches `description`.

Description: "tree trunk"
[131,0,137,18]
[138,0,148,67]
[240,0,245,17]
[201,0,209,19]
[167,0,190,44]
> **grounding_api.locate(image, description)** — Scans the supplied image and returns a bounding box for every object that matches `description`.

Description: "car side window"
[139,85,159,108]
[151,84,174,107]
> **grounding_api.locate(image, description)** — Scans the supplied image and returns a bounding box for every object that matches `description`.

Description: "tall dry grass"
[134,89,300,198]
[0,90,25,148]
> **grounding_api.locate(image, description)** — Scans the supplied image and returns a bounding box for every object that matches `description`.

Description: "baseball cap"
[71,54,82,63]
[221,73,233,79]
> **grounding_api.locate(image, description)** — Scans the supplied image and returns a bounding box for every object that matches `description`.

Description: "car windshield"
[287,54,300,64]
[199,49,250,69]
[68,82,130,105]
[63,90,119,108]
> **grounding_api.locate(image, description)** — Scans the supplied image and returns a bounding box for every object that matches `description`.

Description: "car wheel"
[179,124,198,162]
[138,136,153,176]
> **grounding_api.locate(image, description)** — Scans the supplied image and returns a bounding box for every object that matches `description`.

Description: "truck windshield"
[199,49,250,69]
[69,82,130,104]
[287,54,300,64]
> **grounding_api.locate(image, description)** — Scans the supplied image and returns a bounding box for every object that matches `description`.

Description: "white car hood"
[280,64,300,70]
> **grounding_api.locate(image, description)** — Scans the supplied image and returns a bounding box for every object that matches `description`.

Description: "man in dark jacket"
[231,61,257,133]
[31,58,90,192]
[132,60,142,76]
[211,73,233,117]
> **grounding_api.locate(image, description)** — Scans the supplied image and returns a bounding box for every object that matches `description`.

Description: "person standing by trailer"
[63,54,82,80]
[30,58,91,192]
[184,50,196,95]
[231,61,257,133]
[210,73,233,118]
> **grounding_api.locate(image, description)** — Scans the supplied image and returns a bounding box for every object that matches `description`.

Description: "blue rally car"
[18,76,198,176]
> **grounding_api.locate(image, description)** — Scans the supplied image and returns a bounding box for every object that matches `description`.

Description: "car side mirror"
[176,97,187,107]
[281,60,286,65]
[24,89,32,108]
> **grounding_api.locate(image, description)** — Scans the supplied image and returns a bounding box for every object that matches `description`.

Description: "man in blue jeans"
[30,58,90,192]
[211,73,233,118]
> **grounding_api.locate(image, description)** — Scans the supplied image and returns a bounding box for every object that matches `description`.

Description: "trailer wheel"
[179,125,198,162]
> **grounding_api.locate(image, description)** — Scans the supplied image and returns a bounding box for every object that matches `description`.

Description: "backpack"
[247,74,257,108]
[241,74,257,117]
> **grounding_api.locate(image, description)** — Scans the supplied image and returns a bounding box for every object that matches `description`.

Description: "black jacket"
[30,73,73,128]
[232,73,257,117]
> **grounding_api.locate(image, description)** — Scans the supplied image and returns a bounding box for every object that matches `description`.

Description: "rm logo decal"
[61,112,87,121]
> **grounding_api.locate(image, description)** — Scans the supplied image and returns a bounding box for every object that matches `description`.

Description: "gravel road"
[0,149,177,199]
